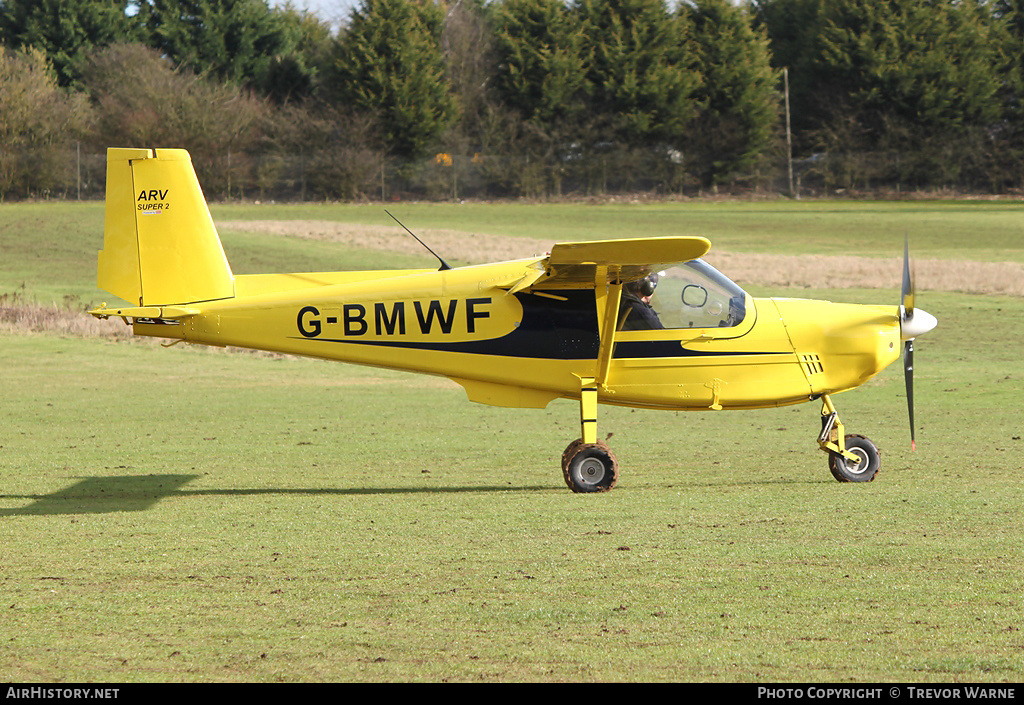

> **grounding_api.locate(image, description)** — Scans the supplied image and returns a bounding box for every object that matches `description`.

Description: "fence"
[4,142,1017,202]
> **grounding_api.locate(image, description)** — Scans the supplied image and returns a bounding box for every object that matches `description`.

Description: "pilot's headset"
[628,272,659,298]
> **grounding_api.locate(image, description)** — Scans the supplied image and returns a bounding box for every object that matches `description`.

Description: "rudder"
[97,148,234,306]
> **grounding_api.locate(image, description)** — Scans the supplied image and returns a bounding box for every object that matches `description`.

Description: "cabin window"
[617,259,747,331]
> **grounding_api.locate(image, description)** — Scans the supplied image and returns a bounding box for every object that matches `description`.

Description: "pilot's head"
[625,273,659,299]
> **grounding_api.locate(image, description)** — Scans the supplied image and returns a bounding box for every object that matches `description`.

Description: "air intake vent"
[801,353,824,376]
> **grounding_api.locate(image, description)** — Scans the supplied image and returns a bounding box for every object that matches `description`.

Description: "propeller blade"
[899,237,933,450]
[901,236,915,315]
[899,236,936,340]
[904,339,915,451]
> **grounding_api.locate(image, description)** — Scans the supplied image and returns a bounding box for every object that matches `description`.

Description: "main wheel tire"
[561,439,619,493]
[828,434,880,483]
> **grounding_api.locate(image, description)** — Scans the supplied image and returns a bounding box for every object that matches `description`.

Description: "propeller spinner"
[899,239,938,450]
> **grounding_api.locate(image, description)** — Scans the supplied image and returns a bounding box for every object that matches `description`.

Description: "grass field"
[1,199,1023,682]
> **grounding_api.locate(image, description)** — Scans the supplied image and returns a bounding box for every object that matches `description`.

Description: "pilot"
[618,273,664,330]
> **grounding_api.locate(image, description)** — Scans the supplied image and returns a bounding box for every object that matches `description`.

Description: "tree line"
[1,0,1023,201]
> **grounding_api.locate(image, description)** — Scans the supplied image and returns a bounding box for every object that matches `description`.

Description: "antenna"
[385,209,452,271]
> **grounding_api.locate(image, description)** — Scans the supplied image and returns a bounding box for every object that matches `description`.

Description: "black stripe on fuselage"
[288,290,780,360]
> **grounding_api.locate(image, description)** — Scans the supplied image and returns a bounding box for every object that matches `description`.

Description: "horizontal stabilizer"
[88,304,200,320]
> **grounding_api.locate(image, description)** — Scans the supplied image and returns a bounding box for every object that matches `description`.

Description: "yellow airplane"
[89,148,937,492]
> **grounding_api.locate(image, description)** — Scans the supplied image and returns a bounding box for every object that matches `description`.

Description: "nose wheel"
[828,434,880,482]
[818,395,881,482]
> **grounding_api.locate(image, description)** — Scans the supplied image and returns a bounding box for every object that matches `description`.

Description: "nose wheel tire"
[828,434,880,482]
[562,439,619,493]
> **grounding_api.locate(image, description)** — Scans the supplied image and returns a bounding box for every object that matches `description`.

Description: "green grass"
[1,200,1023,682]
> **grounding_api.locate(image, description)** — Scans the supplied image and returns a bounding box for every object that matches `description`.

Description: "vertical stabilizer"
[97,148,234,306]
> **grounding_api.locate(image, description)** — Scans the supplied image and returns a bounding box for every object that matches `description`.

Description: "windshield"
[618,259,747,331]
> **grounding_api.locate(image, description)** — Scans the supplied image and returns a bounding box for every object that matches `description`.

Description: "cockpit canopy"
[618,259,747,331]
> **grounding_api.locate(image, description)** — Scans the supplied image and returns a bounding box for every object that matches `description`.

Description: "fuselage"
[130,257,902,412]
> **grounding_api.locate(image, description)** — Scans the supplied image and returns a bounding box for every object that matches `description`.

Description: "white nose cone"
[901,308,938,341]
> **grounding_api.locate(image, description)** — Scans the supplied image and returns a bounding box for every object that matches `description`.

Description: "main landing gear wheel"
[562,439,619,493]
[828,434,880,483]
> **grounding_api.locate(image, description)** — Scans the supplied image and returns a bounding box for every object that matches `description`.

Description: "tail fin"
[97,148,234,306]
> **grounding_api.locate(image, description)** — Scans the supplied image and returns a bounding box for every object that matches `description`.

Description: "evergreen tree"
[818,0,998,134]
[750,0,818,93]
[492,0,589,131]
[992,0,1024,188]
[573,0,701,147]
[0,0,141,86]
[141,0,303,88]
[490,0,590,193]
[759,0,1003,187]
[254,3,333,104]
[328,0,456,160]
[684,0,778,188]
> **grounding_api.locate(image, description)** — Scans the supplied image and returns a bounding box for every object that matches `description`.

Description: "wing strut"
[574,267,623,446]
[594,265,622,388]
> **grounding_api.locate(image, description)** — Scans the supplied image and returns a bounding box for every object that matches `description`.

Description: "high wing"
[498,236,713,406]
[507,236,712,293]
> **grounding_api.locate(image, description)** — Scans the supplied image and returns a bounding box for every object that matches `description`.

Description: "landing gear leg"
[561,378,619,493]
[817,394,880,482]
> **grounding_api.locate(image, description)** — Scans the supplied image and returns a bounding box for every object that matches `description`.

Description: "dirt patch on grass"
[220,220,556,264]
[703,251,1024,297]
[221,219,1024,296]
